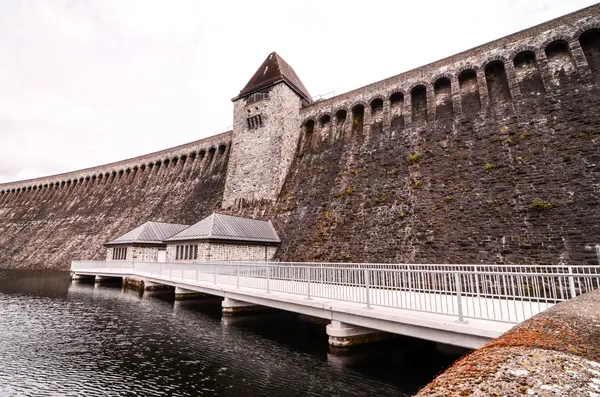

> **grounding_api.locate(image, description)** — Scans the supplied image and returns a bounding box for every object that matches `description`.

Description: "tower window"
[247,115,263,129]
[247,92,269,104]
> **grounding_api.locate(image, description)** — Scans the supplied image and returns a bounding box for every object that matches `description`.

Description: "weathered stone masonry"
[106,246,162,262]
[239,4,600,267]
[165,242,277,263]
[0,133,231,268]
[1,4,600,269]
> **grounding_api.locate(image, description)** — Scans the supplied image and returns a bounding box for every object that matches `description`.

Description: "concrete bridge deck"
[71,260,600,349]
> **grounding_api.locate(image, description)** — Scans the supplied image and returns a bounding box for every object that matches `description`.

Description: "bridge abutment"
[326,321,389,348]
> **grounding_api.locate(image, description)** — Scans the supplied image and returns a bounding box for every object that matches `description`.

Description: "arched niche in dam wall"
[433,77,453,120]
[351,104,365,135]
[579,28,600,81]
[370,98,384,135]
[389,92,405,133]
[0,136,232,199]
[485,60,512,106]
[544,39,578,88]
[513,50,544,97]
[458,69,481,116]
[410,85,428,125]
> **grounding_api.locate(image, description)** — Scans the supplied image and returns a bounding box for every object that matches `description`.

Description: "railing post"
[214,264,217,285]
[306,267,311,300]
[455,273,466,322]
[169,265,172,279]
[236,264,240,288]
[266,264,270,293]
[474,265,480,297]
[195,267,199,283]
[568,266,576,299]
[364,268,371,309]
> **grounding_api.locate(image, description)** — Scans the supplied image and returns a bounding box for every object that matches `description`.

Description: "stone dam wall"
[1,4,600,269]
[0,133,231,269]
[242,70,600,266]
[237,5,600,267]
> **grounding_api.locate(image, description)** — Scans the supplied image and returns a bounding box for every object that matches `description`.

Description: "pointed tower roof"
[233,52,311,103]
[166,213,280,245]
[105,221,190,246]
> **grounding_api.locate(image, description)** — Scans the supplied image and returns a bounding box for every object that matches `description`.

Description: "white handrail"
[71,260,600,324]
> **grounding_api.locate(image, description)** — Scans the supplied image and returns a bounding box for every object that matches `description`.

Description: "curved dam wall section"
[0,132,231,268]
[1,4,600,269]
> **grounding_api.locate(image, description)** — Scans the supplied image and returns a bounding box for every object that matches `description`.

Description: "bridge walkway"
[71,260,600,349]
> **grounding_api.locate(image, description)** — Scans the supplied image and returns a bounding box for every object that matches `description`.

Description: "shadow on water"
[0,270,469,396]
[0,269,71,295]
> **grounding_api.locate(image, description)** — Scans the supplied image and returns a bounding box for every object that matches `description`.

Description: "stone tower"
[222,52,311,208]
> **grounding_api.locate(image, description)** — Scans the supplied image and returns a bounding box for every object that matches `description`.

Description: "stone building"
[165,213,280,262]
[105,221,189,262]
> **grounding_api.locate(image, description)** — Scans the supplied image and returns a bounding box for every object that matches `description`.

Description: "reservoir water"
[0,270,465,396]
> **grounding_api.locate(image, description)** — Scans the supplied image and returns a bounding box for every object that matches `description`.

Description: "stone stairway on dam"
[71,260,600,349]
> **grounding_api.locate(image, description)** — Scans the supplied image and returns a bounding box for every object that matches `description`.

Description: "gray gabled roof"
[106,221,190,245]
[166,213,280,244]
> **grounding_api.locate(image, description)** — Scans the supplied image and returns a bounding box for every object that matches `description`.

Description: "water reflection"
[0,270,466,396]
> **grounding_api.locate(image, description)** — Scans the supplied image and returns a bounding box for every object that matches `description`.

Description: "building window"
[112,247,127,260]
[193,245,198,260]
[185,245,189,260]
[246,115,263,130]
[176,245,180,260]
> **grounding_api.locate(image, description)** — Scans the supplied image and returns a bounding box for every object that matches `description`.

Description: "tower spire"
[233,51,311,103]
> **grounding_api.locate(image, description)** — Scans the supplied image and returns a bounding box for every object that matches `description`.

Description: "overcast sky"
[0,0,597,183]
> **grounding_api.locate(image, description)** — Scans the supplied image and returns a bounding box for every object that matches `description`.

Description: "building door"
[157,250,167,262]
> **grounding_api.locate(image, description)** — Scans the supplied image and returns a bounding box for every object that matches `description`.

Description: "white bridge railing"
[72,260,600,324]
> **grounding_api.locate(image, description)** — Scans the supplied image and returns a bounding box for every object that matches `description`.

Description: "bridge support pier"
[175,287,208,301]
[221,297,263,316]
[122,277,172,292]
[326,321,388,348]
